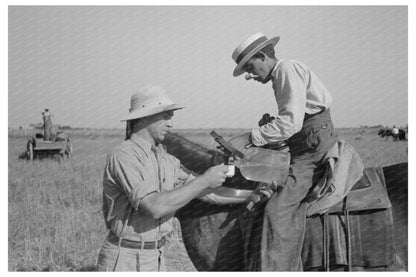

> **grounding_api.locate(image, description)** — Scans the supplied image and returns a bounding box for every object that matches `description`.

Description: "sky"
[8,5,408,129]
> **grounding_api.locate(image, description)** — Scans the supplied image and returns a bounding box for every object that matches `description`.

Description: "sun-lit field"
[8,127,408,271]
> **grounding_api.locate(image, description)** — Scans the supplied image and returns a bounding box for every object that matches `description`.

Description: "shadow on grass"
[17,151,68,162]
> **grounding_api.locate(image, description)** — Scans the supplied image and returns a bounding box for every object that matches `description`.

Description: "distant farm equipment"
[26,131,73,161]
[25,109,73,160]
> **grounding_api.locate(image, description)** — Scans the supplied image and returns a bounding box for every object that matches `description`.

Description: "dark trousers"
[44,117,53,141]
[262,110,337,271]
[243,110,337,271]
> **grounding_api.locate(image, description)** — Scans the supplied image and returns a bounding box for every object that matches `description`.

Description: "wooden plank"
[34,141,65,150]
[34,146,64,150]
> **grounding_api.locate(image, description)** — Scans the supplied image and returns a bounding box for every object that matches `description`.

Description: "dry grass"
[335,128,408,167]
[8,127,407,271]
[8,131,115,271]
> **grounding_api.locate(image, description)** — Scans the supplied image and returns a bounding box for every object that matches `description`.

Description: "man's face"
[243,54,270,84]
[146,110,174,143]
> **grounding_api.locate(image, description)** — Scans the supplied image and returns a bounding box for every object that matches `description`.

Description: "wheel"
[58,150,66,161]
[27,141,34,161]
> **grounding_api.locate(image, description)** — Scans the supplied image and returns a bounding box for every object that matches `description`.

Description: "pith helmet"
[121,85,184,121]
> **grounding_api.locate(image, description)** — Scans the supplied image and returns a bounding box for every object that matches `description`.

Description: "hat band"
[129,98,174,112]
[235,36,268,64]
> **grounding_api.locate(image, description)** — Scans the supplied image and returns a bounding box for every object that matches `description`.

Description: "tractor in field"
[26,132,73,160]
[25,109,73,160]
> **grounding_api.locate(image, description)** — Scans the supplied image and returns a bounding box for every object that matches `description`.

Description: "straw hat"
[232,32,280,77]
[120,85,185,121]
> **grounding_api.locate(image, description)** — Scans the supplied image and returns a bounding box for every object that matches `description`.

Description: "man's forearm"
[140,177,209,218]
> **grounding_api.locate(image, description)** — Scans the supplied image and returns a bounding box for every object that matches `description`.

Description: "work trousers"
[242,110,337,271]
[43,117,53,141]
[262,110,337,271]
[96,239,166,271]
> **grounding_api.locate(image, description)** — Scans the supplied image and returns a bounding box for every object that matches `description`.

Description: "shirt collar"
[270,59,283,80]
[130,133,165,154]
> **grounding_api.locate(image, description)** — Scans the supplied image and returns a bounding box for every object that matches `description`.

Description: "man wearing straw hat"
[97,85,229,271]
[231,33,338,271]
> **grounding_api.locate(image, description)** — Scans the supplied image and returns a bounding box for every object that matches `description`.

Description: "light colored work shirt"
[251,59,332,146]
[102,133,193,242]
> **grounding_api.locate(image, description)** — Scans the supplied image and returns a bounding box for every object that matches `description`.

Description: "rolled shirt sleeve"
[102,134,193,241]
[251,60,308,146]
[108,149,158,210]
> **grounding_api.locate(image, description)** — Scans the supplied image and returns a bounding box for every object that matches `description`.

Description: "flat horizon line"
[8,126,392,131]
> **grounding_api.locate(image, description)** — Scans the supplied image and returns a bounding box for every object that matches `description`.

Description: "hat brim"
[233,36,280,77]
[120,104,185,122]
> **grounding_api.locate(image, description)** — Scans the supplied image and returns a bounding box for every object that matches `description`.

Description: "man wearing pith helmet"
[232,32,338,271]
[97,85,229,271]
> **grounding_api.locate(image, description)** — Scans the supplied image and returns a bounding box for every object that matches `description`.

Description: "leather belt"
[107,231,172,249]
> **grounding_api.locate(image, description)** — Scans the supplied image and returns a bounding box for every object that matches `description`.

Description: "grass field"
[8,127,408,271]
